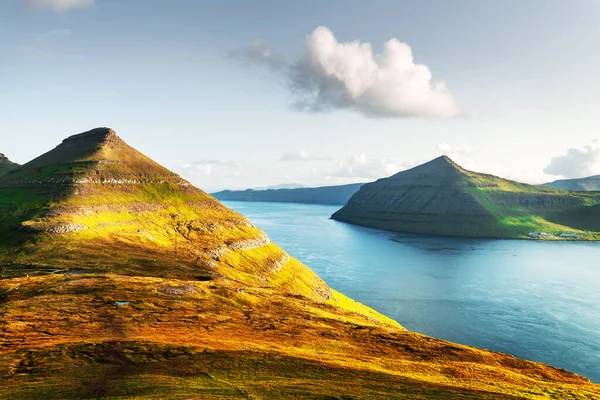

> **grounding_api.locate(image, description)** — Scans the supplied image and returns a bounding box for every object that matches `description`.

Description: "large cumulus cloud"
[231,26,460,119]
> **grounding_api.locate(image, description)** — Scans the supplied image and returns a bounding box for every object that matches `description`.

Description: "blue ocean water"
[224,201,600,383]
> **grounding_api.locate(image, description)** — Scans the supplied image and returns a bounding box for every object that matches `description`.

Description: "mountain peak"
[65,127,115,139]
[431,154,461,168]
[387,155,463,181]
[61,127,118,147]
[416,154,466,174]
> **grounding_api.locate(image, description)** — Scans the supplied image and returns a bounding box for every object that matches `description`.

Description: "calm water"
[224,201,600,383]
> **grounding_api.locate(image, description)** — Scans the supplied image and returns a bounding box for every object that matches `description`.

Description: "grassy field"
[2,273,599,399]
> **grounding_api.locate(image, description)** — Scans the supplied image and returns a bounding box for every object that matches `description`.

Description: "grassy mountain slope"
[543,175,600,191]
[332,156,600,239]
[212,183,364,205]
[0,153,18,177]
[1,131,599,399]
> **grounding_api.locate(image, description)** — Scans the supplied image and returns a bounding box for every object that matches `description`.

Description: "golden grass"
[1,273,598,399]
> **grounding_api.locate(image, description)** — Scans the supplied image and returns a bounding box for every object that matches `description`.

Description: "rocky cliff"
[332,156,600,239]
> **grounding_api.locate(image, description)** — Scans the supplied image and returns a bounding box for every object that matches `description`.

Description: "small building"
[558,233,580,239]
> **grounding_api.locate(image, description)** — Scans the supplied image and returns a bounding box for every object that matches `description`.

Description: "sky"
[1,0,600,192]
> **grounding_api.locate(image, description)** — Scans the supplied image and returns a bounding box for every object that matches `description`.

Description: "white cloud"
[228,40,286,70]
[328,154,413,180]
[180,159,238,177]
[231,26,460,118]
[543,139,600,178]
[437,142,475,157]
[280,150,331,161]
[23,0,94,13]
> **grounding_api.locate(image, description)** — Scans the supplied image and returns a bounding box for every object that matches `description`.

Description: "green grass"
[334,156,600,240]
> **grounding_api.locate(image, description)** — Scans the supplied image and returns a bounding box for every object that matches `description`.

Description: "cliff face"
[1,134,599,398]
[544,175,600,191]
[332,156,600,238]
[212,183,364,205]
[0,153,18,177]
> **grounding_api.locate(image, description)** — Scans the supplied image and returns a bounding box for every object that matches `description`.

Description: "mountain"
[213,183,364,205]
[332,156,600,239]
[0,153,18,177]
[543,175,600,191]
[253,183,307,190]
[1,131,599,399]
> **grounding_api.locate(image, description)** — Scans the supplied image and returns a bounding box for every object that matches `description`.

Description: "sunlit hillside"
[0,129,599,399]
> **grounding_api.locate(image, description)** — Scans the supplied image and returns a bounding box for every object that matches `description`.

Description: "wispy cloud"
[228,41,287,71]
[437,142,476,157]
[180,159,238,177]
[230,26,460,119]
[280,150,331,162]
[543,139,600,178]
[23,0,94,13]
[327,154,413,180]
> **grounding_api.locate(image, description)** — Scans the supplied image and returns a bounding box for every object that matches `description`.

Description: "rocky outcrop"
[19,221,88,234]
[228,233,271,250]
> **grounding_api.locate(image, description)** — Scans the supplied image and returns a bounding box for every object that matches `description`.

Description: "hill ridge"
[543,174,600,191]
[0,152,19,177]
[333,156,600,239]
[212,182,364,205]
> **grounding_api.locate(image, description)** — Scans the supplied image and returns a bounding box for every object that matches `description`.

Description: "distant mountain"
[213,183,364,205]
[332,156,600,239]
[0,153,18,176]
[253,183,306,190]
[543,175,600,191]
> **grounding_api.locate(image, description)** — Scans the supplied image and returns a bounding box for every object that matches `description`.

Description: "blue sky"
[1,0,600,191]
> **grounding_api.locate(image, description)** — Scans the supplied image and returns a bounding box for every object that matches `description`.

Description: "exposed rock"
[158,285,197,296]
[45,223,88,234]
[228,233,271,250]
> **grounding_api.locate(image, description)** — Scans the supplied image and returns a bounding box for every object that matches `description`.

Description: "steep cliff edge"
[332,156,600,239]
[1,135,599,398]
